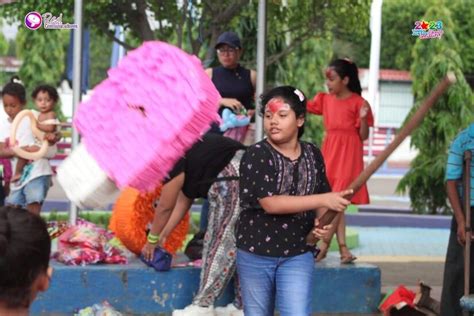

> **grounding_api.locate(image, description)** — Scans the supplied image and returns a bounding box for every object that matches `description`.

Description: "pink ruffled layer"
[74,41,220,192]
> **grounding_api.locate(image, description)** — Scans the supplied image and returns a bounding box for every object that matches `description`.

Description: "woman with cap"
[205,31,257,138]
[186,33,257,314]
[198,32,257,232]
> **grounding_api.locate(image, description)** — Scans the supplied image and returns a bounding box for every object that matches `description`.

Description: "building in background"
[0,56,21,73]
[360,68,417,168]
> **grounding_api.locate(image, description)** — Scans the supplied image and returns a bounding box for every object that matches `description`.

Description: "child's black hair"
[1,76,26,104]
[0,206,51,308]
[259,85,307,138]
[32,84,59,103]
[329,59,362,95]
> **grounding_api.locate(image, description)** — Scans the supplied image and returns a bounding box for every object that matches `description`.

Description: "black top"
[236,140,331,257]
[208,65,254,134]
[212,65,254,110]
[165,133,246,199]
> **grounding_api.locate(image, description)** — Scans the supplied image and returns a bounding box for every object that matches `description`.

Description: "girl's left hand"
[360,104,369,119]
[141,241,158,261]
[312,219,332,239]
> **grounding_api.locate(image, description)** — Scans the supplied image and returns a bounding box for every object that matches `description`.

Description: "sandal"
[315,241,329,262]
[339,244,357,264]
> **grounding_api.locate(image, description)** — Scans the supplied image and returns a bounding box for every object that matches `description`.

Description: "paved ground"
[320,226,447,304]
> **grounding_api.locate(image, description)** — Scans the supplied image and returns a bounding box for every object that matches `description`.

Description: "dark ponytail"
[329,59,362,95]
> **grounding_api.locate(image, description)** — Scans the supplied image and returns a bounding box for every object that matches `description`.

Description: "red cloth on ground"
[379,285,416,312]
[307,92,374,204]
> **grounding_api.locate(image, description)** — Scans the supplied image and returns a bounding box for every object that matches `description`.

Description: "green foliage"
[16,27,68,91]
[229,2,371,146]
[284,38,333,146]
[199,1,370,69]
[336,0,474,75]
[450,0,474,74]
[397,5,474,214]
[0,23,10,85]
[6,39,16,57]
[379,0,433,70]
[1,0,371,144]
[301,115,325,146]
[15,27,68,120]
[89,29,113,88]
[0,31,8,55]
[43,211,111,228]
[1,0,371,83]
[336,0,434,69]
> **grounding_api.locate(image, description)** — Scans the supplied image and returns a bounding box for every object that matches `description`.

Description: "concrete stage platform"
[32,259,381,315]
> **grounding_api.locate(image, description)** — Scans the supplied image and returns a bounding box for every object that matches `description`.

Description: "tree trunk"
[134,0,155,41]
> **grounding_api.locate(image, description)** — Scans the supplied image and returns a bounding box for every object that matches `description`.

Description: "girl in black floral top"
[236,86,352,316]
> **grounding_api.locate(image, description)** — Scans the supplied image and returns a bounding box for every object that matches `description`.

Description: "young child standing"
[0,205,52,315]
[12,84,59,183]
[236,86,352,315]
[0,78,57,215]
[308,59,374,264]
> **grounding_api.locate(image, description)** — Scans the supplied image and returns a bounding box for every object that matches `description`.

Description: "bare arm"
[446,180,466,244]
[38,111,57,133]
[359,118,369,140]
[37,123,56,133]
[141,173,186,260]
[158,191,193,242]
[0,142,15,158]
[359,101,370,141]
[259,190,352,215]
[22,145,41,152]
[250,69,257,89]
[148,173,185,236]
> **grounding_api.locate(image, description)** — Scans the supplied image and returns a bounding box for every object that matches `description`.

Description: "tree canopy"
[0,0,371,138]
[0,0,370,89]
[396,4,473,214]
[336,0,474,78]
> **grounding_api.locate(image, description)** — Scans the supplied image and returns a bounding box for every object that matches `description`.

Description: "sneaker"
[172,304,215,316]
[214,303,243,316]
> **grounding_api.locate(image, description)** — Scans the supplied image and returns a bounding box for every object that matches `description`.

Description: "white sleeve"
[16,117,36,146]
[0,121,10,142]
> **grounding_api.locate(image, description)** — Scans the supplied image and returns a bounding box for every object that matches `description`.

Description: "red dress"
[307,92,374,204]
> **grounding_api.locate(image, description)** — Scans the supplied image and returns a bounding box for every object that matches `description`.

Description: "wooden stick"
[317,72,456,229]
[464,150,471,296]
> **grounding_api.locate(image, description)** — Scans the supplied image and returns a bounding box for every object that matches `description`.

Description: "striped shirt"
[445,123,474,206]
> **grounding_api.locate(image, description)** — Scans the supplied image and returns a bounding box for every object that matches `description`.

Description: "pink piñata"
[73,41,220,192]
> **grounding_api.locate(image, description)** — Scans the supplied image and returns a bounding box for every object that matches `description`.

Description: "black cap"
[214,31,241,49]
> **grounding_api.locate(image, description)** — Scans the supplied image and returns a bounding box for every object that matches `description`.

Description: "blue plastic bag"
[140,247,172,271]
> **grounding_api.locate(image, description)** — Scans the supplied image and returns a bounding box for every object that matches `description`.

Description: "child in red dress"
[308,58,374,263]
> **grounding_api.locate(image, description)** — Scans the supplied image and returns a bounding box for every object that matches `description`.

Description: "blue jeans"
[7,175,51,207]
[236,249,314,316]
